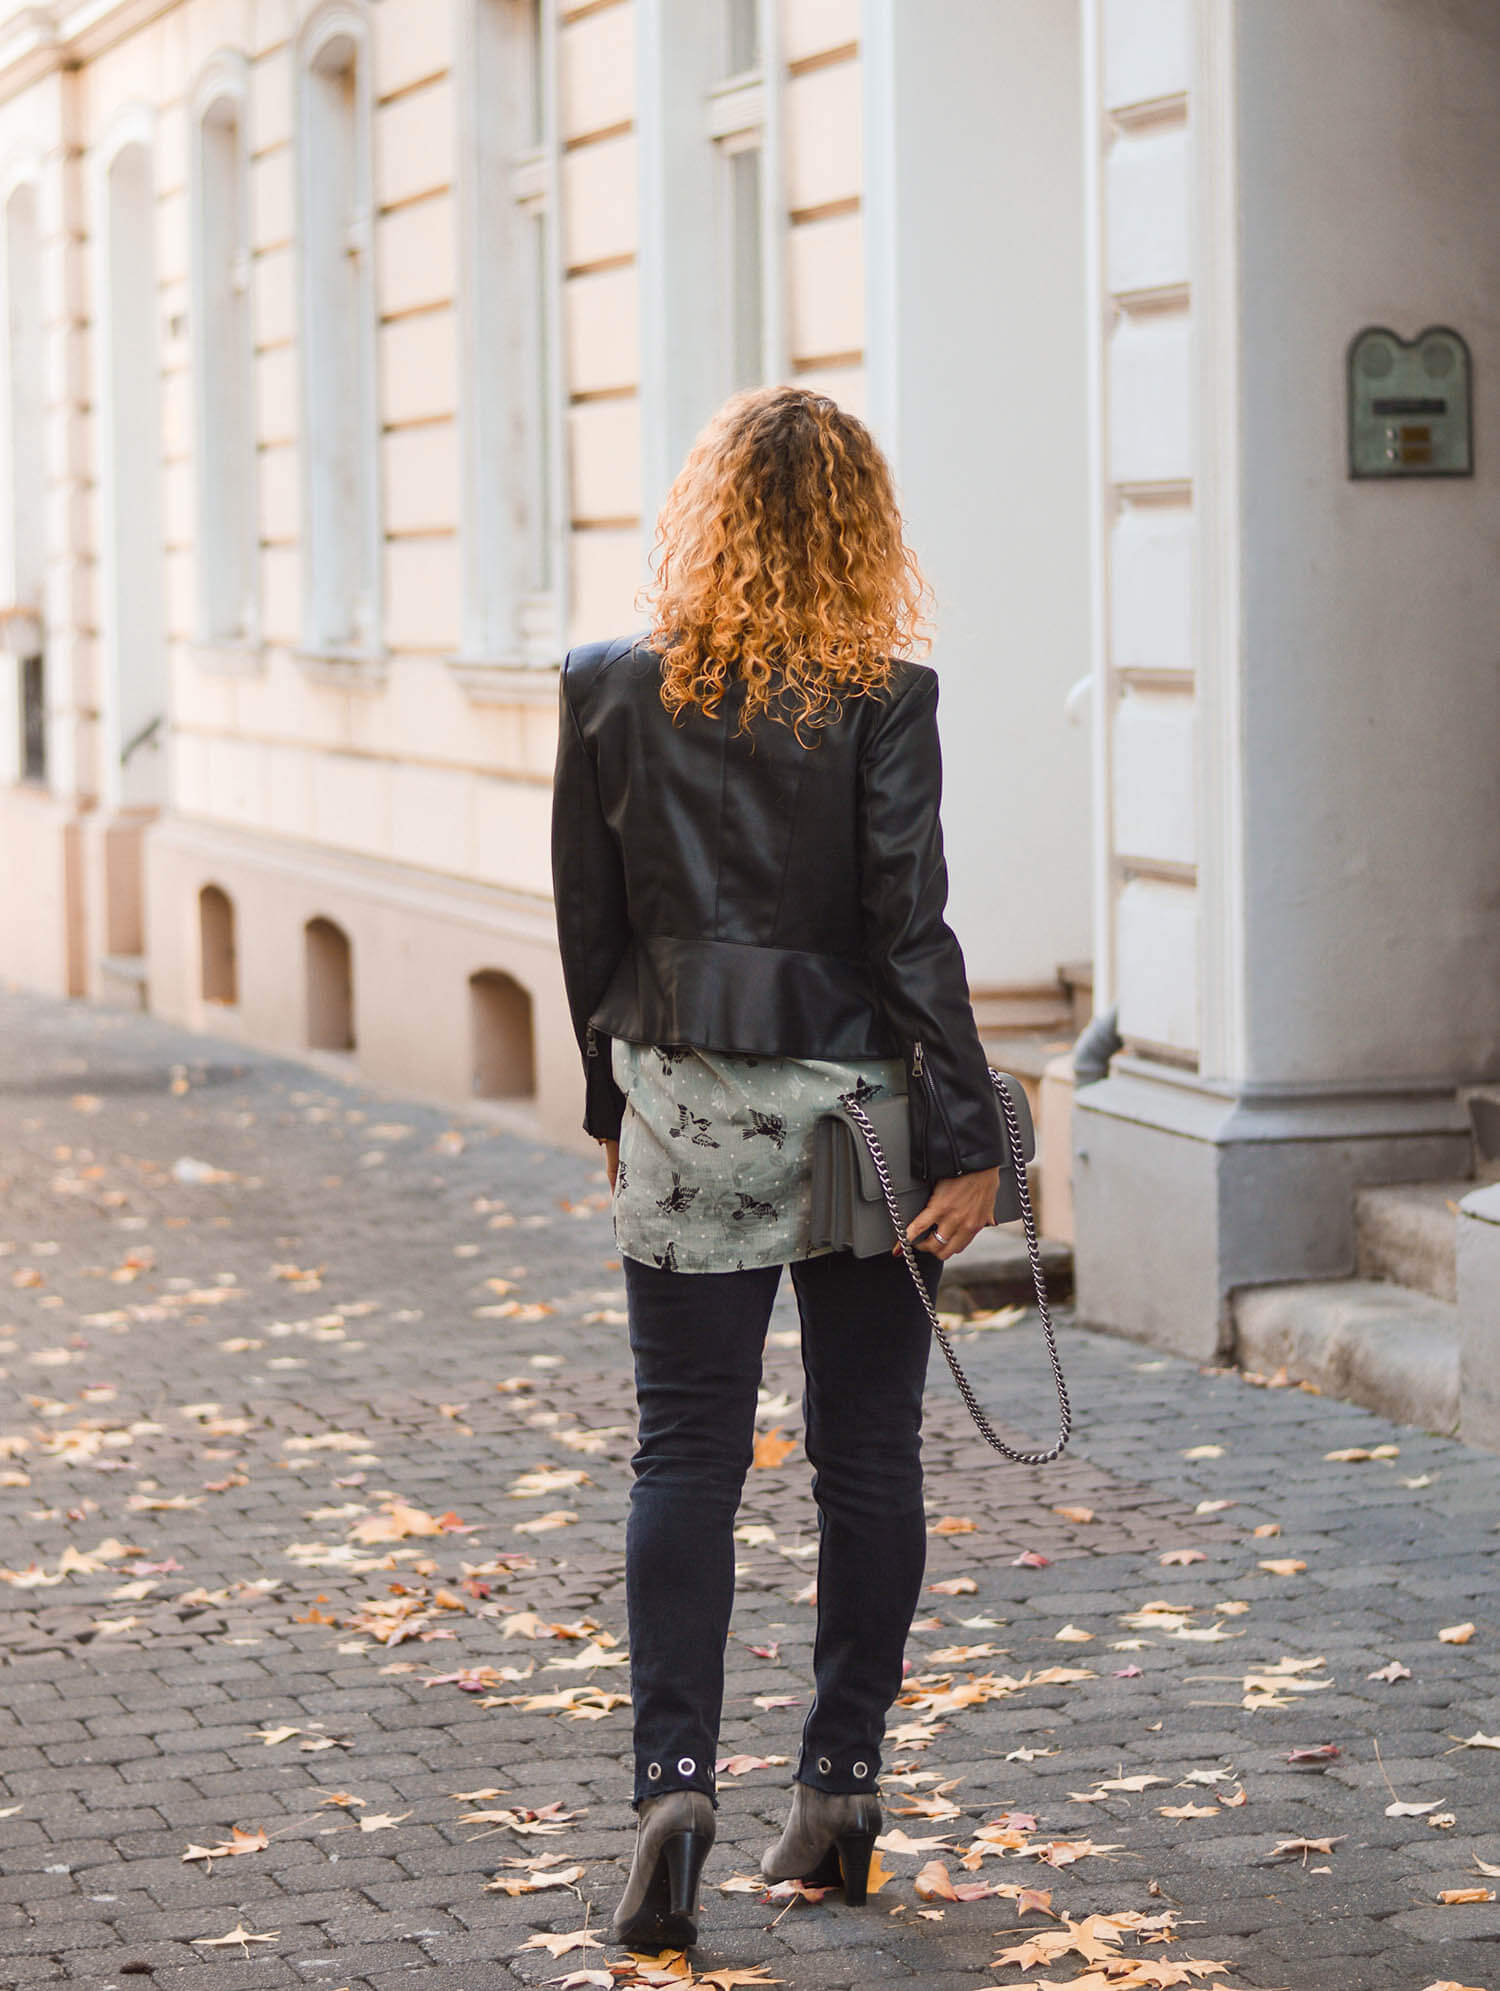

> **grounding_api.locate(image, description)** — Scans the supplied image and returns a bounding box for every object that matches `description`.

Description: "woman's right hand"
[601,1138,620,1192]
[901,1167,999,1261]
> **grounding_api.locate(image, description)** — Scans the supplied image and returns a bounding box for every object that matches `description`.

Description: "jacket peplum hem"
[591,934,899,1064]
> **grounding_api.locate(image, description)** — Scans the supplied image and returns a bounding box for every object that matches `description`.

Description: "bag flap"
[826,1095,916,1204]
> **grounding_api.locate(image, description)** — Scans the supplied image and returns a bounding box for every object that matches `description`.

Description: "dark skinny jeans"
[622,1245,942,1808]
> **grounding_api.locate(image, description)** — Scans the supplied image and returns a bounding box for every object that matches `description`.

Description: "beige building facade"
[1,0,1496,1431]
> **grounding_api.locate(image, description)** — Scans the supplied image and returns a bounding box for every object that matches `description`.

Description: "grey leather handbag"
[810,1070,1071,1465]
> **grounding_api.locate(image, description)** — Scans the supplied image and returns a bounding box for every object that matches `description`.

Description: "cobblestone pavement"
[2,989,1499,1991]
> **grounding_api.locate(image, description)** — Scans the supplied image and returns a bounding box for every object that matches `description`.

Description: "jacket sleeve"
[551,655,630,1140]
[858,667,1006,1178]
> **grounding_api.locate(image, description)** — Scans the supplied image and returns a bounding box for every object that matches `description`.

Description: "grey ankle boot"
[761,1782,882,1904]
[611,1789,716,1949]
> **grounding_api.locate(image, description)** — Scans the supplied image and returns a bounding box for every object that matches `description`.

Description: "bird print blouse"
[610,1039,906,1272]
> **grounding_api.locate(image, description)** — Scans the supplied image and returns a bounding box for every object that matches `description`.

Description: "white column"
[862,0,1093,993]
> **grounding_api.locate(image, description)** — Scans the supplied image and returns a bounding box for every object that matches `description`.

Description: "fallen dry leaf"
[484,1861,586,1896]
[752,1427,798,1468]
[357,1812,411,1833]
[1052,1505,1095,1524]
[1324,1444,1399,1462]
[1368,1660,1411,1682]
[1268,1836,1343,1862]
[181,1825,268,1868]
[1159,1549,1207,1567]
[1438,1623,1477,1645]
[513,1509,578,1534]
[1385,1800,1442,1818]
[192,1923,279,1951]
[1437,1889,1495,1905]
[521,1928,602,1956]
[1257,1558,1307,1576]
[930,1515,977,1536]
[1456,1732,1500,1750]
[1157,1803,1219,1820]
[877,1828,953,1858]
[928,1577,977,1596]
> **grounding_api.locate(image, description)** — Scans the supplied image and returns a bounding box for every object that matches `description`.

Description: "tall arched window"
[2,174,46,784]
[199,883,238,1004]
[191,53,256,649]
[305,916,355,1050]
[469,969,535,1098]
[457,0,564,668]
[297,5,380,659]
[94,116,167,812]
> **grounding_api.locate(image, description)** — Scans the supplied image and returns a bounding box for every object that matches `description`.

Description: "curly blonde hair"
[641,385,930,736]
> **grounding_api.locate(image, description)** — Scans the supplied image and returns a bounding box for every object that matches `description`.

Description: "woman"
[551,386,1004,1949]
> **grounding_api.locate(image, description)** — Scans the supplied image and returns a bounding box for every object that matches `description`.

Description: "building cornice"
[0,1,181,103]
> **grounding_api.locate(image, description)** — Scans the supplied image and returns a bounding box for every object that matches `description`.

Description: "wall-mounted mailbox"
[1348,326,1472,478]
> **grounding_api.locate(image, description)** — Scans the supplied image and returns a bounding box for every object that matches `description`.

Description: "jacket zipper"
[912,1039,959,1177]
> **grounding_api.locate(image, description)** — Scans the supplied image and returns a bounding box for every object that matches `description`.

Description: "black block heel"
[834,1830,877,1906]
[664,1828,711,1922]
[613,1821,713,1950]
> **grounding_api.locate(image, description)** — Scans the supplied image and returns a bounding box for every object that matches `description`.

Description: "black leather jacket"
[550,636,1005,1180]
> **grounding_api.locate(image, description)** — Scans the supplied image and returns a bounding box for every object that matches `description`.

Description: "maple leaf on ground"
[357,1811,411,1832]
[484,1861,585,1895]
[1438,1622,1477,1645]
[1267,1835,1343,1862]
[1456,1731,1500,1750]
[1284,1743,1340,1763]
[697,1970,783,1989]
[181,1825,268,1867]
[1052,1505,1095,1524]
[1069,1774,1169,1802]
[877,1828,953,1857]
[522,1928,602,1956]
[1157,1803,1219,1820]
[928,1577,978,1596]
[192,1923,279,1951]
[752,1427,799,1468]
[1420,1980,1492,1991]
[1159,1549,1207,1567]
[1438,1889,1495,1906]
[715,1754,780,1777]
[930,1515,977,1536]
[1368,1659,1412,1682]
[1029,1838,1125,1868]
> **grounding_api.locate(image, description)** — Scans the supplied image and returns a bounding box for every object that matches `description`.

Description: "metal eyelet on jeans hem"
[647,1762,661,1780]
[853,1761,869,1779]
[677,1756,696,1777]
[817,1756,832,1774]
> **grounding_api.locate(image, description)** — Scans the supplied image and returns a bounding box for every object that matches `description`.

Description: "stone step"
[97,953,149,1012]
[1233,1278,1458,1435]
[938,1224,1074,1313]
[1354,1179,1470,1302]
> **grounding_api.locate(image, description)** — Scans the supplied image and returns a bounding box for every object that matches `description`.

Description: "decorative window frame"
[293,1,385,689]
[449,0,568,701]
[189,48,260,670]
[0,145,46,787]
[89,101,169,813]
[637,0,784,531]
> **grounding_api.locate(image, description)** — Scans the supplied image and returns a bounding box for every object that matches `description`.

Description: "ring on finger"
[932,1228,948,1244]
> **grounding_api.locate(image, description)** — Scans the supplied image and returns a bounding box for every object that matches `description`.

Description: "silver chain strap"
[839,1071,1072,1466]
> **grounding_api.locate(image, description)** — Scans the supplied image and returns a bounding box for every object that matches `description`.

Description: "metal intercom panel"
[1348,326,1473,479]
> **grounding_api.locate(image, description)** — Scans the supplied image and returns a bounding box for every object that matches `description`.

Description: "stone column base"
[1458,1184,1500,1452]
[1072,1058,1474,1360]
